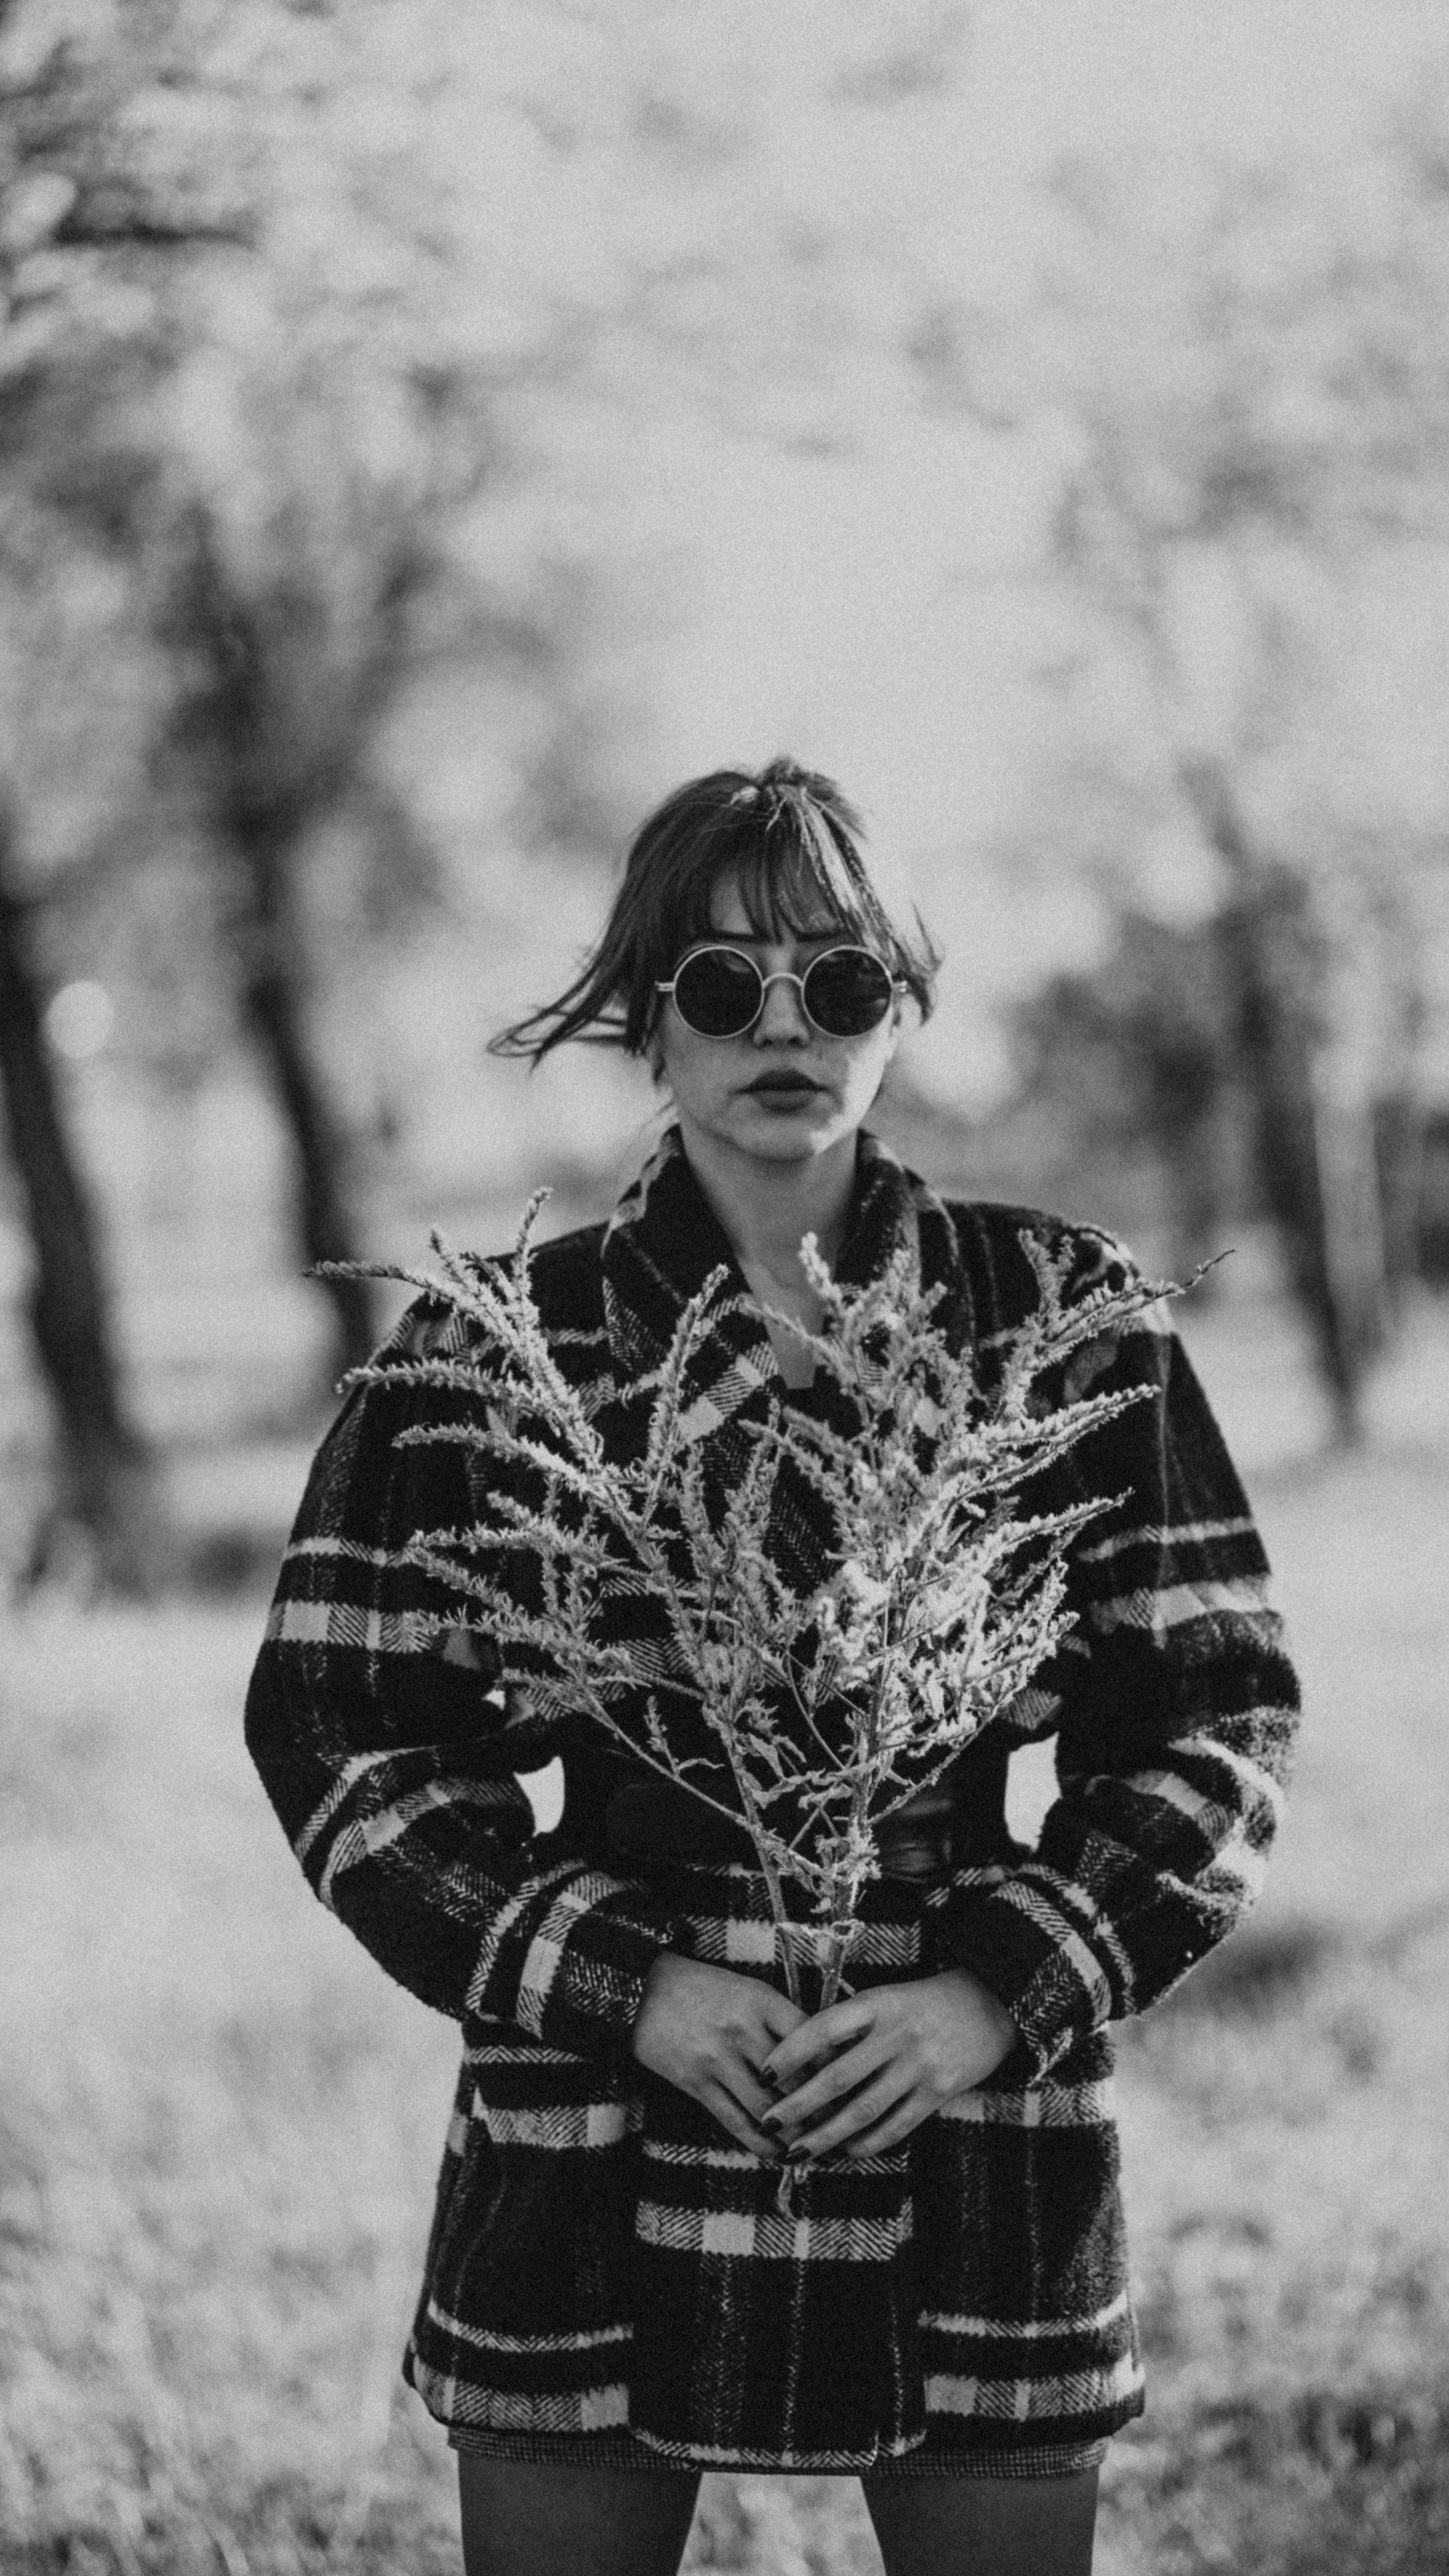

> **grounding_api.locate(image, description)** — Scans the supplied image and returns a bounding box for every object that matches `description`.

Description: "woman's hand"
[759,1970,1019,2161]
[630,1955,808,2159]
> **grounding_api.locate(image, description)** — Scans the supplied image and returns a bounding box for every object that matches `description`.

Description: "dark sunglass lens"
[673,948,762,1035]
[803,949,893,1035]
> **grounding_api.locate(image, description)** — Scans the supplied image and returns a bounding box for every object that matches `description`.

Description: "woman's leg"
[861,2467,1099,2576]
[457,2454,702,2576]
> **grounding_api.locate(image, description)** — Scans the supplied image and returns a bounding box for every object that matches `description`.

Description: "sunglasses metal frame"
[654,942,903,1040]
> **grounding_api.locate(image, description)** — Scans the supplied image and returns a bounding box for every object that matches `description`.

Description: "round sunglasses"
[656,943,902,1041]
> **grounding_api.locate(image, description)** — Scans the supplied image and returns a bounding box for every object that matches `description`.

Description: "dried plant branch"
[329,1211,1187,2018]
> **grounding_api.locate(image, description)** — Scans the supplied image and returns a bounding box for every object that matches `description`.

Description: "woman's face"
[654,874,901,1170]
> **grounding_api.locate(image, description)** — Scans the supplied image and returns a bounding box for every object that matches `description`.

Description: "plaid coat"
[245,1128,1299,2473]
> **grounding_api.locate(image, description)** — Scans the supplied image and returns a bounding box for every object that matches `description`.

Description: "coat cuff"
[466,1862,679,2062]
[923,1871,1114,2086]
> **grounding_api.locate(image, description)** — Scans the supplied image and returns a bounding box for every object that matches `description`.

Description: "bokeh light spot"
[45,981,115,1061]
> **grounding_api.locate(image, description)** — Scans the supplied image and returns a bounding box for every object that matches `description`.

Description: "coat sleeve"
[925,1232,1300,2085]
[244,1295,680,2062]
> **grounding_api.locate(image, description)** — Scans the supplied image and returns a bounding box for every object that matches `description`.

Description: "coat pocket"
[911,2034,1144,2443]
[407,2018,644,2437]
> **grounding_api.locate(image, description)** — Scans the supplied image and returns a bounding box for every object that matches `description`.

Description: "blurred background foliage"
[2,0,1449,1577]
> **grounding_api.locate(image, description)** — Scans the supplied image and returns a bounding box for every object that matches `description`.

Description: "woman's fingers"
[701,2081,784,2161]
[727,2060,780,2126]
[741,1995,806,2085]
[764,2031,893,2135]
[784,2067,909,2159]
[761,1997,872,2091]
[757,1985,809,2046]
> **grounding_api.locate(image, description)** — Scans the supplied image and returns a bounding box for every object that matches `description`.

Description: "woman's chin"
[731,1098,843,1157]
[673,1091,859,1169]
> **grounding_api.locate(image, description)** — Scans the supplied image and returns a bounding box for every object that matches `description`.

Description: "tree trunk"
[1374,1091,1426,1314]
[1218,885,1378,1441]
[0,812,167,1590]
[1184,765,1387,1441]
[1311,1075,1390,1425]
[1157,1104,1230,1289]
[235,828,374,1384]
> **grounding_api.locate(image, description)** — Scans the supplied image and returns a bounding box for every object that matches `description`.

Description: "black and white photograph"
[2,6,1446,2571]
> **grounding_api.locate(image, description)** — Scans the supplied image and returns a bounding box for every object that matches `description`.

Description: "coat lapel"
[597,1124,975,1438]
[601,1127,743,1366]
[839,1129,977,1358]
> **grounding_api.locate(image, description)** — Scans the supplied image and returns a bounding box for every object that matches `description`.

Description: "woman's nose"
[753,972,810,1042]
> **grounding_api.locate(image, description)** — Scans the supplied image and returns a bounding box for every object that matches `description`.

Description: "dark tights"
[457,2454,1100,2575]
[457,2460,698,2576]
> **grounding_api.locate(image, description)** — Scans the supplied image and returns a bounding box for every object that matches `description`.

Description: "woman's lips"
[744,1076,822,1101]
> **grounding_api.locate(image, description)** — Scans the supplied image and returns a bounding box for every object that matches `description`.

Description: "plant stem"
[755,1848,802,2007]
[816,1923,858,2013]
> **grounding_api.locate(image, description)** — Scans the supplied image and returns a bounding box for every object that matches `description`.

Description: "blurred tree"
[0,177,178,1582]
[981,125,1449,1435]
[0,0,993,1433]
[0,0,503,1417]
[149,476,444,1379]
[0,799,166,1588]
[0,0,262,1579]
[1013,909,1235,1284]
[1182,762,1418,1432]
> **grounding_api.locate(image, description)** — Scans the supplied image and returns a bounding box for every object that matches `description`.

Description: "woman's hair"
[492,756,940,1061]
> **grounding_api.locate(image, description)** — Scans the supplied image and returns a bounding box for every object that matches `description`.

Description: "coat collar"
[598,1123,972,1436]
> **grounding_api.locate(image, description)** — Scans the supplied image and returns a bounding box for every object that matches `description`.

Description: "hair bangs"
[727,808,880,952]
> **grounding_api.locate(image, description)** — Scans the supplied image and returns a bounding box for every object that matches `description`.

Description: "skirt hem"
[444,2426,1114,2478]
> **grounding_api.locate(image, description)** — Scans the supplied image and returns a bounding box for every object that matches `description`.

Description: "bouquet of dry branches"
[341,1209,1182,2012]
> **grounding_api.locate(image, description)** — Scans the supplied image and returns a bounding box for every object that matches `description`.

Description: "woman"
[246,759,1299,2576]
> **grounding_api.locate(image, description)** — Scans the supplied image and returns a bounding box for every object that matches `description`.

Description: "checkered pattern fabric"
[244,1127,1299,2470]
